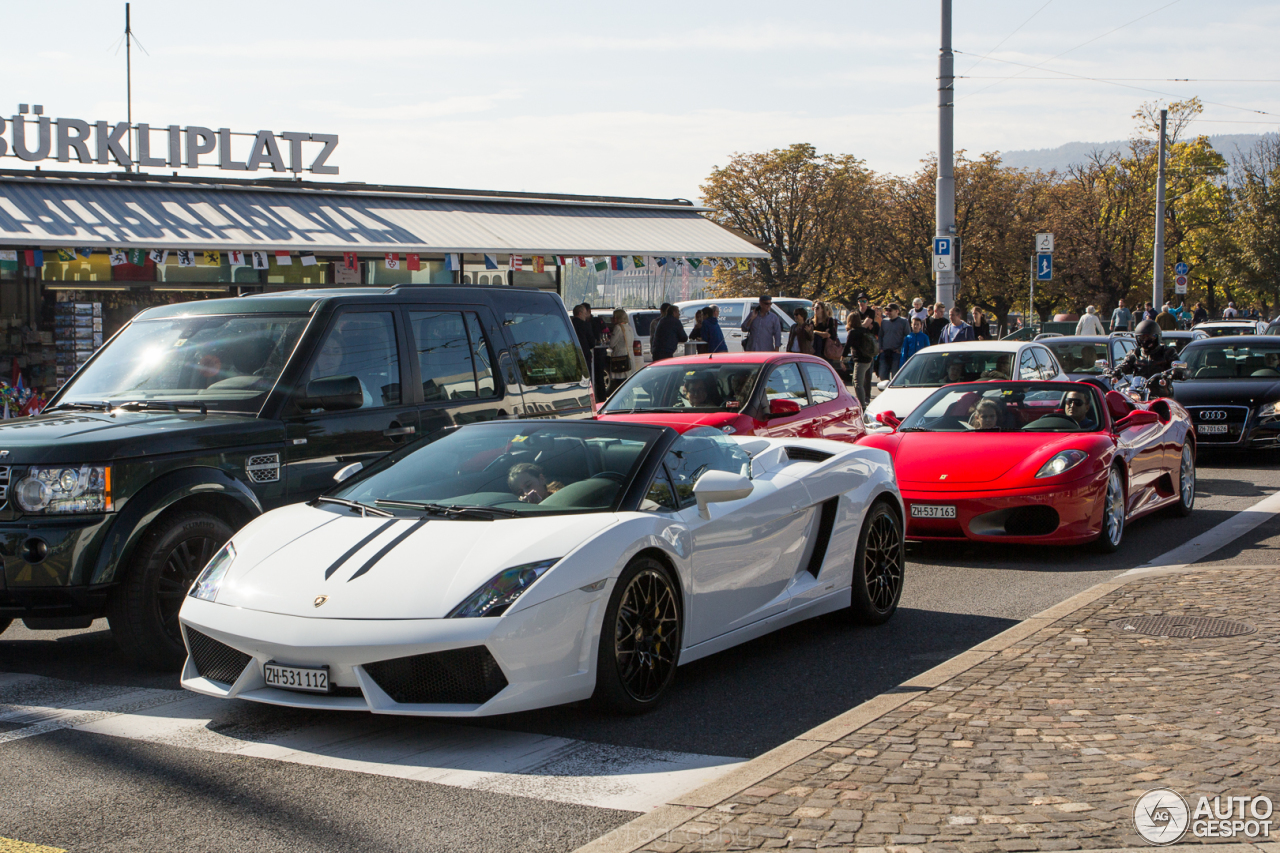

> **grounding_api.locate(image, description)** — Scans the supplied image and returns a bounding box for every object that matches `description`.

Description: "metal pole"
[1153,108,1167,309]
[125,3,133,171]
[1029,254,1035,335]
[935,0,957,310]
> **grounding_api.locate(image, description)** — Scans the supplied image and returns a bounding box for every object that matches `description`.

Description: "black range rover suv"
[0,286,591,667]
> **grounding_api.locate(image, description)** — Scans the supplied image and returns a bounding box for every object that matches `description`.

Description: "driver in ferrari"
[1116,319,1179,397]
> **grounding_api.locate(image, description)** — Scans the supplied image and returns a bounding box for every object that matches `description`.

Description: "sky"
[4,0,1279,200]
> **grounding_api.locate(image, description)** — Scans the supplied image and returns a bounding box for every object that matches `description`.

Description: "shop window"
[155,256,240,284]
[42,253,117,283]
[363,259,446,286]
[462,274,473,284]
[266,256,328,286]
[479,274,491,285]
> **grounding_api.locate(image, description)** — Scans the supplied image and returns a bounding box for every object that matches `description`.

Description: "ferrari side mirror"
[693,470,754,519]
[875,411,901,429]
[1113,409,1159,431]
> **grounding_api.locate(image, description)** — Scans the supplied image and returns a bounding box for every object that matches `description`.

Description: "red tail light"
[633,340,641,356]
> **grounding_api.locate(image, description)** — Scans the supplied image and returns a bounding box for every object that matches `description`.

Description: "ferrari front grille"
[186,628,252,686]
[362,646,508,705]
[1004,506,1060,537]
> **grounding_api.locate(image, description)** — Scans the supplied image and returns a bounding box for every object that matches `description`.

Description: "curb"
[572,562,1256,853]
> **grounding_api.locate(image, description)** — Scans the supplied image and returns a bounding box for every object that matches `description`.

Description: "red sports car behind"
[596,353,864,442]
[858,381,1194,551]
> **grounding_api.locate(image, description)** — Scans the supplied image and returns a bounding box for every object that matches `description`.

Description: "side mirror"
[877,380,890,391]
[299,375,363,411]
[768,398,802,417]
[1114,409,1159,431]
[875,411,901,429]
[693,470,754,519]
[333,461,364,483]
[1171,361,1188,380]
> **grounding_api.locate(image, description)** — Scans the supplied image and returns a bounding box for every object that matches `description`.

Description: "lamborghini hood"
[210,503,617,619]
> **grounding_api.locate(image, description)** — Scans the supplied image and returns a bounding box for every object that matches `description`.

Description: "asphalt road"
[2,449,1277,853]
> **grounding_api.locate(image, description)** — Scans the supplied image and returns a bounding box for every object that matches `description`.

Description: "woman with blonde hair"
[608,308,641,380]
[812,301,841,366]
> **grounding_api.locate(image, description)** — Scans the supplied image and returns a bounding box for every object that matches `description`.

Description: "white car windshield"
[899,383,1103,433]
[891,350,1019,388]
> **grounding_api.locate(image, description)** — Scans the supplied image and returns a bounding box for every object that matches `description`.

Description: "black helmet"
[1134,319,1162,353]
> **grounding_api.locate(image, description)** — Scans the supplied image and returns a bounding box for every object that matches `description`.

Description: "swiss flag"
[406,254,421,271]
[510,254,522,271]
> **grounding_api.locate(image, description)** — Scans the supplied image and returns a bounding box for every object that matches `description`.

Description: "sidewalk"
[579,564,1279,853]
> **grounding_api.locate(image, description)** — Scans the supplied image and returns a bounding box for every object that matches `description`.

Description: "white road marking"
[0,675,741,813]
[1126,488,1280,574]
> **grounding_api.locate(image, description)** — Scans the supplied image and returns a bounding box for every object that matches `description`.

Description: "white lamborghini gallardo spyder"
[178,419,904,715]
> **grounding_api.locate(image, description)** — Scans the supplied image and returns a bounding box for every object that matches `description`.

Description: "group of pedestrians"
[650,302,728,361]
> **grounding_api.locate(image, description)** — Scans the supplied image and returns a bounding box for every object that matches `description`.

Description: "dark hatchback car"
[1173,336,1280,450]
[0,286,591,667]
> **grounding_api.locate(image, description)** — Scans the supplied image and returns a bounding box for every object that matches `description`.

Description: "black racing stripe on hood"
[346,518,430,582]
[324,519,398,580]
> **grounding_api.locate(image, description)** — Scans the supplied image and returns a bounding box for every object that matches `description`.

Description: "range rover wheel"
[107,510,232,670]
[593,557,681,714]
[848,500,904,625]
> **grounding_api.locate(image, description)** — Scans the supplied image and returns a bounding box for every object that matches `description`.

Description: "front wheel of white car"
[593,557,681,714]
[848,500,904,625]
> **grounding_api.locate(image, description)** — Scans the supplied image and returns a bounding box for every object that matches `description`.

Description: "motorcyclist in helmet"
[1116,319,1179,397]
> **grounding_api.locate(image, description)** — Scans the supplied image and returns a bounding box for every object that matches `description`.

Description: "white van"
[673,297,825,352]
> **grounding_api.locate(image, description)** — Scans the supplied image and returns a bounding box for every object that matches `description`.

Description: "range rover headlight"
[189,542,236,603]
[14,465,112,514]
[1035,450,1088,479]
[447,558,561,618]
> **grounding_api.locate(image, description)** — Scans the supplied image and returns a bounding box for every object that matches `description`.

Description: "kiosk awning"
[0,174,767,258]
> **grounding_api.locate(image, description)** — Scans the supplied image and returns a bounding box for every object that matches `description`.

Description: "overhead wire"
[959,0,1054,75]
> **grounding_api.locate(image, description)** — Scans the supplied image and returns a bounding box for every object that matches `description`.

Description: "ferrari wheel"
[594,557,681,714]
[1095,466,1126,553]
[1171,442,1195,517]
[849,500,904,625]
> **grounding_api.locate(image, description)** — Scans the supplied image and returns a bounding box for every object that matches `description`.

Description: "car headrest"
[1206,350,1228,367]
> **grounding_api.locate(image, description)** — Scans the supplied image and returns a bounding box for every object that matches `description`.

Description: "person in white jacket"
[1076,306,1105,336]
[608,309,641,374]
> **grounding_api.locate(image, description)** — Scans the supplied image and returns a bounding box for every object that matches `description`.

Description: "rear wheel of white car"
[1171,442,1195,517]
[849,500,904,625]
[594,557,681,714]
[1095,466,1126,553]
[107,510,232,670]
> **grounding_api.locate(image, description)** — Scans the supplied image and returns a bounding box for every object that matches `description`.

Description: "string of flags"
[0,248,758,274]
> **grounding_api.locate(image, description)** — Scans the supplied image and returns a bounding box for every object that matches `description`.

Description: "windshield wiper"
[43,401,112,412]
[112,400,209,414]
[374,500,521,519]
[312,496,394,518]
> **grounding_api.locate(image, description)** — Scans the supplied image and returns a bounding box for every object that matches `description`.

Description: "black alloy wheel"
[849,500,904,625]
[594,557,681,713]
[107,510,233,670]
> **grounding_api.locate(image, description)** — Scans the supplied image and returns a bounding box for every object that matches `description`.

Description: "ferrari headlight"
[14,465,112,514]
[447,558,561,619]
[1035,450,1088,479]
[188,541,236,603]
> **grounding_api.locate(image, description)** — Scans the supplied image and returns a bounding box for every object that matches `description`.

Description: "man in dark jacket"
[651,304,688,361]
[701,304,728,353]
[571,304,597,368]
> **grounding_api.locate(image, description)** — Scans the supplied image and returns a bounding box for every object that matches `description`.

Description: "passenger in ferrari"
[969,398,1001,430]
[1117,319,1179,397]
[508,463,564,504]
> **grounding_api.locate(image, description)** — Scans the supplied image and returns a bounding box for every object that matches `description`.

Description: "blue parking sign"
[1174,261,1189,276]
[1036,253,1052,281]
[934,237,951,256]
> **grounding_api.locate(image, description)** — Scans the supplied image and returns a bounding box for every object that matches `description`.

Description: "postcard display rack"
[54,302,103,388]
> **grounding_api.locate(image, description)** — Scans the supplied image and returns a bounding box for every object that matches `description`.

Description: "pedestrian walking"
[926,302,949,345]
[844,314,878,406]
[741,295,782,352]
[1192,301,1208,325]
[856,295,875,323]
[1110,299,1132,333]
[786,307,814,354]
[1142,301,1158,322]
[1223,301,1238,319]
[1076,306,1105,336]
[1155,305,1177,331]
[877,303,909,381]
[971,308,993,341]
[607,308,640,378]
[700,304,728,353]
[941,306,975,343]
[650,304,687,361]
[900,316,930,365]
[909,297,929,325]
[571,303,598,372]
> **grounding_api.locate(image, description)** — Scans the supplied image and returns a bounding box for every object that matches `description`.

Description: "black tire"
[1094,465,1126,553]
[593,556,682,714]
[0,618,10,637]
[1170,441,1195,517]
[848,500,905,625]
[107,510,233,670]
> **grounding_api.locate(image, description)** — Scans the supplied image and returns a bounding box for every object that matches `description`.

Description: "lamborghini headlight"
[1035,450,1088,479]
[447,558,561,618]
[14,465,112,514]
[188,542,236,603]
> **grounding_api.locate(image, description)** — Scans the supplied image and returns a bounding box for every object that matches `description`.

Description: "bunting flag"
[577,256,586,268]
[56,249,76,262]
[384,252,400,270]
[632,255,645,268]
[128,249,146,266]
[300,252,317,267]
[28,249,44,267]
[607,256,620,271]
[532,255,544,274]
[342,252,358,271]
[593,257,607,272]
[687,257,702,269]
[151,249,171,265]
[0,250,16,272]
[275,250,293,266]
[656,256,667,267]
[226,250,245,266]
[554,255,568,266]
[77,248,92,259]
[406,253,420,271]
[444,253,460,271]
[177,250,196,267]
[202,251,221,266]
[736,258,749,272]
[252,251,270,270]
[108,250,127,267]
[509,254,522,271]
[483,253,499,270]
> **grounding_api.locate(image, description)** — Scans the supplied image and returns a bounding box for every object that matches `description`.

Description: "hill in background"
[997,132,1276,173]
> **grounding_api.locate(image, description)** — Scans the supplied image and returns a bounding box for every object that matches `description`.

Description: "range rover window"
[306,313,401,409]
[410,311,497,403]
[501,294,588,386]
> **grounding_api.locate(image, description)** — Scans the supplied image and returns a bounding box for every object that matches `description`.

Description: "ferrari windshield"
[1183,342,1280,379]
[1044,341,1108,375]
[601,362,763,413]
[899,383,1103,433]
[335,421,662,516]
[890,350,1018,387]
[54,314,309,414]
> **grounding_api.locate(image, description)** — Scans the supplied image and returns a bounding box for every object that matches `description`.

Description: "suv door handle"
[383,425,416,437]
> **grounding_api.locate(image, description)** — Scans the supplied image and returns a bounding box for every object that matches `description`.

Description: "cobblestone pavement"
[636,567,1279,852]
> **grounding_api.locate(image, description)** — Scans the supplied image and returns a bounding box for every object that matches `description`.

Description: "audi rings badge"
[1199,411,1228,421]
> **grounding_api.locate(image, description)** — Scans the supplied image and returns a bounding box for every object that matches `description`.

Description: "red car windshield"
[899,383,1102,433]
[602,363,764,414]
